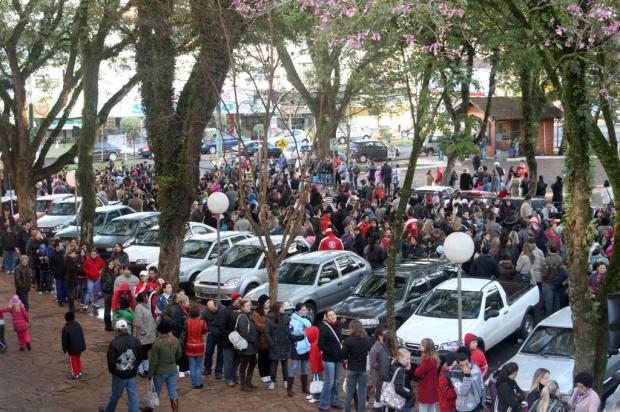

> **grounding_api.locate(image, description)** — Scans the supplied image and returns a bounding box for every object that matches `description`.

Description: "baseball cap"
[139,270,148,278]
[115,319,128,330]
[229,292,240,301]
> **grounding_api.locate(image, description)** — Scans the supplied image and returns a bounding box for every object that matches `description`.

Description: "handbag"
[309,373,324,394]
[140,379,159,410]
[228,314,248,351]
[380,367,406,409]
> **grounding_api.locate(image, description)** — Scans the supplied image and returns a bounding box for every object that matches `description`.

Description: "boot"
[287,377,295,397]
[170,399,178,412]
[246,378,257,389]
[240,382,252,392]
[300,374,309,394]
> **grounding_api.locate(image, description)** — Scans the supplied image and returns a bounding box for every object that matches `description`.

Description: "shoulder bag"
[228,314,248,351]
[380,367,406,409]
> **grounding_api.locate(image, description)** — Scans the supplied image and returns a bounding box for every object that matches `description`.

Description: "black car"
[236,141,282,158]
[334,259,457,334]
[349,140,399,162]
[93,211,160,259]
[74,142,121,163]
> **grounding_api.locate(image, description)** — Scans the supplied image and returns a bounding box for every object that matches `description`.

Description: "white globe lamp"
[207,192,229,214]
[443,232,475,263]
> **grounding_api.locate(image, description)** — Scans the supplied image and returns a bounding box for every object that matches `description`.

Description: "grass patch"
[66,160,144,171]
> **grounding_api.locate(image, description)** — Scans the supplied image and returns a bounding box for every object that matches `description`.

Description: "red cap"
[230,292,240,301]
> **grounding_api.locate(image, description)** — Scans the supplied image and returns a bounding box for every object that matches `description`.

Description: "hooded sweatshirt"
[464,333,488,376]
[112,283,135,311]
[450,362,485,412]
[306,325,324,374]
[289,312,311,356]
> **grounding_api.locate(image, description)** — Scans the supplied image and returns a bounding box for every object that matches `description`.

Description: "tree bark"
[518,68,542,196]
[13,162,35,224]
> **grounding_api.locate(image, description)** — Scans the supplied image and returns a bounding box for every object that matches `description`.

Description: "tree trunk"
[519,68,539,197]
[13,161,35,224]
[77,56,99,250]
[443,153,459,187]
[267,258,279,301]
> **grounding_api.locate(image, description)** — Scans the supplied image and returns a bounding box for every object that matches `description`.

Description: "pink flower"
[343,8,356,18]
[555,26,565,35]
[566,3,582,14]
[371,32,382,41]
[404,33,416,45]
[544,39,551,46]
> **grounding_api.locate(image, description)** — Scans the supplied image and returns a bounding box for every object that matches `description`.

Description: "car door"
[397,276,427,323]
[479,286,506,348]
[208,237,233,261]
[335,255,363,292]
[316,260,341,310]
[102,210,121,227]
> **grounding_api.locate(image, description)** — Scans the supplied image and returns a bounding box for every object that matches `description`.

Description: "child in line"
[61,311,86,379]
[1,295,31,351]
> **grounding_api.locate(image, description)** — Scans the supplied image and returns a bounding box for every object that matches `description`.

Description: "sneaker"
[261,376,271,383]
[226,381,236,387]
[283,381,287,389]
[306,394,314,400]
[178,372,185,378]
[67,373,79,380]
[215,373,222,380]
[309,398,319,404]
[194,384,204,389]
[202,370,211,377]
[268,382,275,390]
[37,291,43,295]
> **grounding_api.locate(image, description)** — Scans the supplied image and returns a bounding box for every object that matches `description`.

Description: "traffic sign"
[330,138,338,151]
[276,138,288,150]
[388,145,397,157]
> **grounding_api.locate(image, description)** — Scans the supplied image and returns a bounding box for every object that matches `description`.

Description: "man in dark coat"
[469,245,499,278]
[61,311,86,379]
[219,293,242,386]
[202,299,224,378]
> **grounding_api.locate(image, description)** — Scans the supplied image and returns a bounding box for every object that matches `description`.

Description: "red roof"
[468,97,562,120]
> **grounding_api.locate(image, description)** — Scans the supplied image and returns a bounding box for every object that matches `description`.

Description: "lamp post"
[443,231,475,346]
[207,192,229,303]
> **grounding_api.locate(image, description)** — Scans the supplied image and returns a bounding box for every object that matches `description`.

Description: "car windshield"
[220,245,262,268]
[520,326,575,358]
[279,262,319,285]
[353,275,407,300]
[47,202,77,216]
[416,289,482,319]
[136,229,160,246]
[99,220,138,236]
[182,240,213,259]
[35,200,49,213]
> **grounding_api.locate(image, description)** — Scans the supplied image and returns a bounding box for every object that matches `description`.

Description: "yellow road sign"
[276,138,288,150]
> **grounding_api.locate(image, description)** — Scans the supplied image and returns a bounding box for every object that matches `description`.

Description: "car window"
[94,213,106,226]
[192,225,209,235]
[221,245,263,269]
[485,287,504,312]
[521,326,574,357]
[429,268,451,287]
[209,240,230,259]
[120,207,134,215]
[231,235,247,244]
[182,240,213,259]
[335,256,357,275]
[108,210,122,220]
[319,261,339,282]
[279,262,319,285]
[408,279,429,299]
[354,275,407,300]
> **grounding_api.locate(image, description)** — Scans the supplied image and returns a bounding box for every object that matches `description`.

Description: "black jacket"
[202,305,223,337]
[219,304,239,348]
[0,230,17,250]
[100,268,118,293]
[460,173,473,191]
[318,322,342,363]
[264,313,291,361]
[49,250,66,278]
[106,333,142,379]
[15,226,29,253]
[496,377,525,412]
[390,364,416,407]
[236,312,258,356]
[61,321,86,355]
[469,254,498,277]
[341,335,373,372]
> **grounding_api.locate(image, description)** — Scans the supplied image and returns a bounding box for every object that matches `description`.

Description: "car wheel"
[243,283,259,297]
[305,301,317,323]
[108,152,118,161]
[209,146,216,154]
[426,148,434,157]
[338,136,346,144]
[185,273,200,295]
[519,312,535,339]
[359,154,368,163]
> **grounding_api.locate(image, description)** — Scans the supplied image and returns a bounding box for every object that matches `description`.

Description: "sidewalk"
[0,273,324,412]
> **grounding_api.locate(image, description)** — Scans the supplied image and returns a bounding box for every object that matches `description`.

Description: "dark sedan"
[93,212,160,259]
[201,132,246,154]
[234,141,282,158]
[333,259,457,333]
[74,142,122,163]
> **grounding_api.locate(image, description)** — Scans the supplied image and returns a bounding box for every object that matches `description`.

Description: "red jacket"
[464,333,488,376]
[414,356,439,403]
[185,318,208,357]
[438,366,457,412]
[83,256,105,281]
[318,234,344,251]
[1,305,29,332]
[306,326,323,374]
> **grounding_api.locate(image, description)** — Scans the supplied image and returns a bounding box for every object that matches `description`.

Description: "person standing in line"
[526,368,550,407]
[414,338,441,412]
[148,320,182,412]
[602,180,614,211]
[221,293,242,387]
[253,294,272,384]
[14,255,32,311]
[133,292,157,377]
[64,247,80,312]
[236,299,258,392]
[61,311,86,379]
[567,372,600,412]
[1,223,17,275]
[318,310,343,412]
[530,380,565,412]
[49,240,67,307]
[438,352,458,412]
[100,260,119,331]
[288,303,312,396]
[264,301,291,390]
[495,362,525,412]
[201,299,224,379]
[185,305,208,389]
[387,348,416,412]
[82,249,104,312]
[341,319,374,412]
[450,352,485,412]
[98,319,142,412]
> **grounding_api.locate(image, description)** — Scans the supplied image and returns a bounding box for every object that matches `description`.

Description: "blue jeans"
[83,279,95,305]
[103,375,138,412]
[288,358,309,377]
[3,249,15,272]
[320,361,341,409]
[203,334,223,375]
[188,356,203,387]
[16,291,28,311]
[222,347,240,383]
[153,373,178,400]
[399,407,413,412]
[55,277,66,304]
[345,370,368,412]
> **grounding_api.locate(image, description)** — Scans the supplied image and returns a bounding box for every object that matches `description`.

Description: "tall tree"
[136,0,247,289]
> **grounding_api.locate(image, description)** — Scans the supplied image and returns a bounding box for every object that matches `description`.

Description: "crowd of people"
[0,151,615,412]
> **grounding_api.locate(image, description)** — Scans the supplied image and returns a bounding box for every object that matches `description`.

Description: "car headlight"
[136,259,146,265]
[438,341,460,351]
[358,318,380,327]
[223,277,240,287]
[53,224,65,232]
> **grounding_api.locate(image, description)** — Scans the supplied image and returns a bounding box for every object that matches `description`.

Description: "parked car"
[245,251,372,322]
[397,278,540,364]
[336,125,372,144]
[333,259,457,334]
[201,132,246,154]
[149,231,253,294]
[126,222,216,272]
[414,186,456,203]
[137,145,153,158]
[14,194,72,220]
[349,140,399,162]
[422,135,442,156]
[54,205,136,241]
[282,144,311,160]
[232,141,282,158]
[269,129,310,146]
[37,194,109,237]
[73,142,121,163]
[193,236,309,302]
[93,212,160,258]
[506,306,620,396]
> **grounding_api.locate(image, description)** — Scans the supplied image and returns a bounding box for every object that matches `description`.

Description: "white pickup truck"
[397,278,540,363]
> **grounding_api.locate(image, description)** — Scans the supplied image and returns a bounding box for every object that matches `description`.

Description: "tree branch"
[33,144,78,182]
[275,39,320,115]
[97,72,140,127]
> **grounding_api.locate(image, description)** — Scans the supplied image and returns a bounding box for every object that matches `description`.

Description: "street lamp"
[443,231,475,346]
[207,192,229,303]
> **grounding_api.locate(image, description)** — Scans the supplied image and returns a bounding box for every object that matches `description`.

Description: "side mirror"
[319,277,331,285]
[485,309,500,320]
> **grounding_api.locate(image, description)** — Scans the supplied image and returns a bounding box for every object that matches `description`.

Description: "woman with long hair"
[236,299,258,392]
[495,362,525,412]
[148,319,182,411]
[342,319,374,412]
[264,301,291,390]
[252,294,272,385]
[414,338,441,412]
[530,380,565,412]
[527,368,550,407]
[515,243,535,283]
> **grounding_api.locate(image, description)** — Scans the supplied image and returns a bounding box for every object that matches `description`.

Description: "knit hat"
[139,270,148,278]
[9,295,20,305]
[257,294,270,309]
